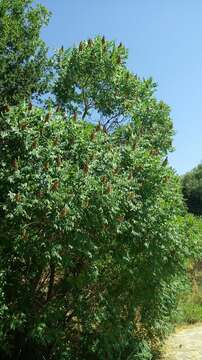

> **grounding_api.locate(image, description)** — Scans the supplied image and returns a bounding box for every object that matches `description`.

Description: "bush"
[172,215,202,325]
[0,103,190,359]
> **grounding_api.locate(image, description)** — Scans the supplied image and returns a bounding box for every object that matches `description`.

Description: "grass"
[173,269,202,325]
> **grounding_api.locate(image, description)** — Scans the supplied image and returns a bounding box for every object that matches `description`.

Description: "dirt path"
[162,323,202,360]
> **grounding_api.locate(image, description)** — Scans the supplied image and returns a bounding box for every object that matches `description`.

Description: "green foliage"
[53,36,173,136]
[0,102,189,359]
[0,3,191,354]
[0,0,51,110]
[172,216,202,325]
[175,293,202,325]
[182,163,202,215]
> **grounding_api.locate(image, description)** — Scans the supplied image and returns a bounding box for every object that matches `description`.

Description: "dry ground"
[162,323,202,360]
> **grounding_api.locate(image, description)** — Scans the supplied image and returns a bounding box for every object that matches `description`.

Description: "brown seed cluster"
[15,193,21,202]
[12,159,18,171]
[51,180,60,191]
[60,207,69,218]
[83,163,89,174]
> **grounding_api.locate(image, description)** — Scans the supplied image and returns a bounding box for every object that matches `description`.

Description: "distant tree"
[0,0,51,110]
[182,163,202,215]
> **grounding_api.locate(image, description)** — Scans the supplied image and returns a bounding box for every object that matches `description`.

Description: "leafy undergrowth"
[171,216,202,325]
[172,270,202,325]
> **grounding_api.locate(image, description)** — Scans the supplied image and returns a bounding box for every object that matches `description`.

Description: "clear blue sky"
[40,0,202,175]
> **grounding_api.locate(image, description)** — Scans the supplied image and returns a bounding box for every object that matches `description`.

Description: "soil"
[162,323,202,360]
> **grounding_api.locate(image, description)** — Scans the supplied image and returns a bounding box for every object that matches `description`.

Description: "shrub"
[0,103,189,359]
[172,215,202,325]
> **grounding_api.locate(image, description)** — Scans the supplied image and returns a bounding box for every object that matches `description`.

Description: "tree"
[0,97,189,359]
[53,37,166,131]
[0,0,50,110]
[182,163,202,215]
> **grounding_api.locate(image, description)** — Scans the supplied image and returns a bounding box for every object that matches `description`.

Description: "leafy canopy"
[0,8,191,357]
[0,101,188,359]
[53,36,171,132]
[0,0,50,110]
